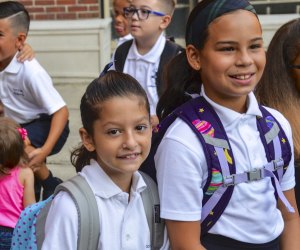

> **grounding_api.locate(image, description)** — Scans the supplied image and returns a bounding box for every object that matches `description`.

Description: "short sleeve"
[155,119,207,221]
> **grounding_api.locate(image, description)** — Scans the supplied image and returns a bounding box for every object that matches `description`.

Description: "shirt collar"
[81,159,147,199]
[201,85,262,128]
[117,34,133,47]
[3,53,21,74]
[127,33,166,63]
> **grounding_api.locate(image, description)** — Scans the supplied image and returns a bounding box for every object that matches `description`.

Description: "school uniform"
[116,33,133,47]
[42,159,169,250]
[0,54,69,154]
[155,86,295,246]
[0,54,65,124]
[111,33,166,116]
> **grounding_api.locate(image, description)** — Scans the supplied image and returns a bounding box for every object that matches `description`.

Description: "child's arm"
[19,167,36,207]
[28,106,69,168]
[279,188,300,249]
[17,43,35,62]
[165,220,206,250]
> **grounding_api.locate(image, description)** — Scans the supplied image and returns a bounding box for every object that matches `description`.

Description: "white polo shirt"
[0,54,66,124]
[116,34,133,48]
[42,159,170,250]
[115,34,166,116]
[155,87,295,244]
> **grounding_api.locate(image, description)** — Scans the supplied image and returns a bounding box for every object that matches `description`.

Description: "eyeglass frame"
[123,7,165,20]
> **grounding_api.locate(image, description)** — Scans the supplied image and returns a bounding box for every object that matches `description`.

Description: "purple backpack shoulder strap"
[140,96,236,234]
[176,97,236,235]
[257,106,292,182]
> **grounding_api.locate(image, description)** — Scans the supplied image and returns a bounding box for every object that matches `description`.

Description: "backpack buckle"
[273,158,284,170]
[247,168,263,182]
[223,175,235,187]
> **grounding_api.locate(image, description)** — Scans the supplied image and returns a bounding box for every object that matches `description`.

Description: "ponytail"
[70,145,97,173]
[157,51,201,120]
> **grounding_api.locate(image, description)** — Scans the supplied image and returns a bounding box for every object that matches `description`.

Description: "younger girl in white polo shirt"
[41,71,169,249]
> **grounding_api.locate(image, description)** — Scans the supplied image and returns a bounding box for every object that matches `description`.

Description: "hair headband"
[17,127,27,141]
[186,0,256,46]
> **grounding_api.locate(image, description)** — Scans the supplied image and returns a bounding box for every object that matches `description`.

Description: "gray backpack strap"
[36,175,100,250]
[36,197,54,249]
[114,39,133,72]
[139,171,165,250]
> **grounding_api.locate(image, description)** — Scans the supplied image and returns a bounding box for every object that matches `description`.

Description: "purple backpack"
[140,95,294,235]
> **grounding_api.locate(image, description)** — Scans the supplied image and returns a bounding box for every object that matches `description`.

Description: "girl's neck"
[226,99,247,113]
[207,95,248,114]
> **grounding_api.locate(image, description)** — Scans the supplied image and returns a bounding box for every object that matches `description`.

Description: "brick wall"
[1,0,101,20]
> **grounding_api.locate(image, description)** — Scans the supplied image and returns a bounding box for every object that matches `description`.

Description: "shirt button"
[126,234,131,241]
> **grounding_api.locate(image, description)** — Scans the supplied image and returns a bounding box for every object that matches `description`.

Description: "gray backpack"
[12,172,164,250]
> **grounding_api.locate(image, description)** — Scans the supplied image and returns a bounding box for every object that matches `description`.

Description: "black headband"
[186,0,256,47]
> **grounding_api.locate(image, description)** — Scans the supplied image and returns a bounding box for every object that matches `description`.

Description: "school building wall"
[2,0,299,85]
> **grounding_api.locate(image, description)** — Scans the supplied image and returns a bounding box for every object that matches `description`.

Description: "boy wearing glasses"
[111,0,182,127]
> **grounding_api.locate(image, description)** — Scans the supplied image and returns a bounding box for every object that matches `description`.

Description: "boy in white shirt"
[111,0,182,126]
[0,1,69,200]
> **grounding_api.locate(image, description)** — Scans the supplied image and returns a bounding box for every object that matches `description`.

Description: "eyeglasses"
[123,7,165,20]
[290,65,300,69]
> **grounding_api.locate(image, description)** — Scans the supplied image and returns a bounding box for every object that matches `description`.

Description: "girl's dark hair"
[156,29,208,120]
[157,52,201,120]
[0,117,27,175]
[71,70,150,172]
[255,18,300,161]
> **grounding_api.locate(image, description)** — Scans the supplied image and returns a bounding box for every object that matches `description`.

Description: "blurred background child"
[0,1,69,201]
[255,17,300,214]
[0,117,35,250]
[112,0,133,48]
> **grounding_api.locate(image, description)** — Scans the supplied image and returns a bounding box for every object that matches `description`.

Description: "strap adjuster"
[273,158,284,170]
[223,168,264,187]
[223,175,235,187]
[247,168,263,182]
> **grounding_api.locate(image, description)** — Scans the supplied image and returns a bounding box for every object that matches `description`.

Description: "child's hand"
[28,147,48,170]
[17,43,35,62]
